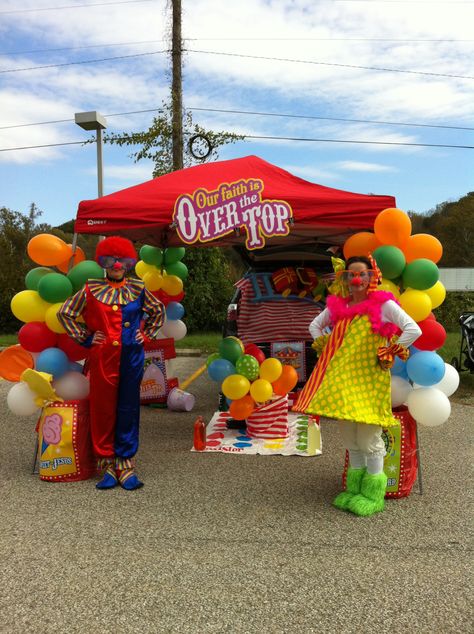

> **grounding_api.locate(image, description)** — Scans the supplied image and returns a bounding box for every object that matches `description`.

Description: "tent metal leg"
[415,424,423,495]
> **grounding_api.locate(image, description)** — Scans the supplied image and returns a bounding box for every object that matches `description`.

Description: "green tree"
[100,101,243,178]
[0,204,50,332]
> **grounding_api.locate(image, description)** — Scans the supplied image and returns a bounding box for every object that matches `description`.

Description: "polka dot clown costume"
[293,255,421,516]
[58,237,165,490]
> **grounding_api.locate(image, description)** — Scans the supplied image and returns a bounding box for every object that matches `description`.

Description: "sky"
[1,0,473,228]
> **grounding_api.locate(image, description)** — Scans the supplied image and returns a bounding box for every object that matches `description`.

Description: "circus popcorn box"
[36,400,95,482]
[246,395,289,439]
[140,338,178,405]
[342,406,418,499]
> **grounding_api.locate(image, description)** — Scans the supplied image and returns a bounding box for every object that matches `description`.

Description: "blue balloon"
[207,359,235,382]
[409,346,421,355]
[69,361,84,373]
[406,351,446,387]
[391,356,409,379]
[166,301,185,321]
[36,347,69,379]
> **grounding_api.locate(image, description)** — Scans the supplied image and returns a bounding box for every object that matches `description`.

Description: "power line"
[187,49,474,80]
[1,135,472,153]
[0,0,156,15]
[2,46,471,79]
[2,37,473,56]
[1,106,472,132]
[0,50,168,74]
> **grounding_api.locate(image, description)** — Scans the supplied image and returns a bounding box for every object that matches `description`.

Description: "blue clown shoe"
[119,471,144,490]
[96,470,118,489]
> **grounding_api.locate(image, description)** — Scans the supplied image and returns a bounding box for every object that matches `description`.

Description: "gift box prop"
[342,406,419,498]
[140,338,178,405]
[36,399,95,482]
[246,395,289,439]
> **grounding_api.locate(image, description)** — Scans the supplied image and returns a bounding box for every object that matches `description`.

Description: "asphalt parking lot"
[0,355,472,634]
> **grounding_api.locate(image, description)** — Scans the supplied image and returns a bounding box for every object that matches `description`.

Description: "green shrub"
[434,292,474,332]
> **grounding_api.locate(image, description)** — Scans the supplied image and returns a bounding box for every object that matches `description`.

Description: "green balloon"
[164,247,186,265]
[206,352,221,367]
[165,261,188,280]
[373,246,406,280]
[25,267,54,290]
[402,258,439,291]
[140,245,163,266]
[235,354,260,381]
[38,273,73,303]
[218,337,243,365]
[67,260,104,292]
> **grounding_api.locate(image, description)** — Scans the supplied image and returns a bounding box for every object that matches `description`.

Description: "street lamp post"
[74,110,107,197]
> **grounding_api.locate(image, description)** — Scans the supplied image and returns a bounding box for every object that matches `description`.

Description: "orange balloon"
[403,234,443,264]
[229,395,255,420]
[272,364,299,396]
[0,345,34,382]
[56,245,86,273]
[343,232,381,259]
[27,234,70,266]
[374,208,412,248]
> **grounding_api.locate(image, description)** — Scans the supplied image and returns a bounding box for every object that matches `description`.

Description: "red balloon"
[18,321,57,352]
[154,289,185,306]
[57,333,89,361]
[272,364,299,396]
[425,312,437,321]
[415,319,447,351]
[243,343,266,365]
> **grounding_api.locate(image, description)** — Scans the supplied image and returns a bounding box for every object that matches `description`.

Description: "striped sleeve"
[142,289,165,340]
[57,288,92,344]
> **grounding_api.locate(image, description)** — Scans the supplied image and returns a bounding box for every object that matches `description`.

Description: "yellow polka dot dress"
[306,314,397,427]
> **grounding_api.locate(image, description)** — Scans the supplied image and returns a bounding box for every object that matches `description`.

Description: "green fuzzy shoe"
[348,471,388,517]
[333,467,366,511]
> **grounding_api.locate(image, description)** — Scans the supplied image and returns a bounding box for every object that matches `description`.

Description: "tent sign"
[173,178,293,250]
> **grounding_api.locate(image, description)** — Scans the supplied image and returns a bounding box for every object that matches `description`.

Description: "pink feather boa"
[326,290,399,339]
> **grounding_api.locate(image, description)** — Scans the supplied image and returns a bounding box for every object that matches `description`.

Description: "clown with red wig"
[293,255,421,516]
[58,236,164,490]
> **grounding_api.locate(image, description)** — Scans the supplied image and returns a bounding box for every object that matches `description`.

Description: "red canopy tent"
[74,155,395,249]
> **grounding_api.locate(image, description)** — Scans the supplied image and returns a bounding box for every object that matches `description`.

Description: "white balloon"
[53,372,90,400]
[7,382,40,416]
[391,376,413,407]
[162,319,187,341]
[407,387,451,427]
[430,363,460,397]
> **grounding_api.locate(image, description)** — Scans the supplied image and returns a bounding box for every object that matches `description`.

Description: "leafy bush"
[434,291,474,332]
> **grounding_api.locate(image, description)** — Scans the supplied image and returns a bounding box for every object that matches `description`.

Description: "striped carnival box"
[246,395,289,439]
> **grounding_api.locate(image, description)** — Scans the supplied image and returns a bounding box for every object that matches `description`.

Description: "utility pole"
[171,0,183,171]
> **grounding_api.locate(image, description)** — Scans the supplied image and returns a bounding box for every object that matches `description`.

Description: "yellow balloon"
[45,303,67,334]
[399,289,432,322]
[221,374,250,400]
[425,280,446,309]
[143,271,164,292]
[377,278,400,298]
[161,274,183,296]
[11,290,51,323]
[259,358,283,383]
[250,378,273,403]
[135,260,157,279]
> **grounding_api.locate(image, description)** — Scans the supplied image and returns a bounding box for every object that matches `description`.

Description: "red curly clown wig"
[95,236,137,263]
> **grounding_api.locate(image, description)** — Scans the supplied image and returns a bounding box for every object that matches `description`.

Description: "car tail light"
[227,303,238,321]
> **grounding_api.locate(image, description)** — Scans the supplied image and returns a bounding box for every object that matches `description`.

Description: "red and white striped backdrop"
[235,277,322,345]
[246,395,289,439]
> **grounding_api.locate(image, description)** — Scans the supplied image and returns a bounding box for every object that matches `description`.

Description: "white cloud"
[335,161,397,173]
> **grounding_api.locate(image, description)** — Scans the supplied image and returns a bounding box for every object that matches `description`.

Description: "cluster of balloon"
[1,233,92,416]
[135,245,187,341]
[343,208,458,427]
[206,336,299,420]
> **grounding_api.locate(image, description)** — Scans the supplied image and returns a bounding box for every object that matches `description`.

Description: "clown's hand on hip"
[377,341,410,370]
[312,334,330,355]
[92,331,106,345]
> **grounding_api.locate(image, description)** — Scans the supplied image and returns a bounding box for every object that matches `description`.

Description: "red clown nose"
[350,277,363,287]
